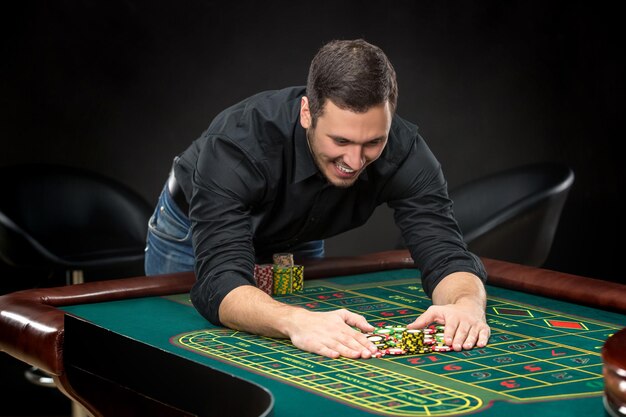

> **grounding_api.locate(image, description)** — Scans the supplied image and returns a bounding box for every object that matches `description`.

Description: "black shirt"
[174,86,486,325]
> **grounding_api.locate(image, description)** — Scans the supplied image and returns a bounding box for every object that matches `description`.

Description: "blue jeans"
[144,185,195,275]
[144,185,325,275]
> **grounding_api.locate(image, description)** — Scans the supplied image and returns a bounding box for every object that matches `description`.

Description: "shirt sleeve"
[387,134,487,297]
[187,136,266,326]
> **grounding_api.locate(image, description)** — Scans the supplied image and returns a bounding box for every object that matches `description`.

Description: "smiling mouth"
[335,161,355,174]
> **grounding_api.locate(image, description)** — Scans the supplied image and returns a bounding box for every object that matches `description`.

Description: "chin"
[324,173,357,188]
[332,180,354,189]
[318,161,360,188]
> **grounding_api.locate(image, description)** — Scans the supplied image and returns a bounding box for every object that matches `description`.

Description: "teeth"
[335,162,355,173]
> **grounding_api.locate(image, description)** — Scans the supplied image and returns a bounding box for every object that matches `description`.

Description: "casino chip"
[383,347,406,355]
[433,345,452,352]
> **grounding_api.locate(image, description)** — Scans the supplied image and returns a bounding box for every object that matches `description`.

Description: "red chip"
[383,348,406,355]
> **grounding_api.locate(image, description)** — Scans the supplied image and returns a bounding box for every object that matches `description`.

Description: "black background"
[1,1,623,284]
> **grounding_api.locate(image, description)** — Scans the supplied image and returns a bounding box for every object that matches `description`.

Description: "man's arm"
[186,137,374,358]
[187,138,380,359]
[385,133,489,350]
[219,285,379,359]
[407,272,490,351]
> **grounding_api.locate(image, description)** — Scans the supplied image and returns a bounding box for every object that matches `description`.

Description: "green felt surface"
[63,269,626,417]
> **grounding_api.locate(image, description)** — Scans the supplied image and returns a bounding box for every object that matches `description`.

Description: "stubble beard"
[306,129,356,189]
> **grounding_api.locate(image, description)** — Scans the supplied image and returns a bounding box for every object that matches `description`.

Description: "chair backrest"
[0,164,153,272]
[449,162,574,267]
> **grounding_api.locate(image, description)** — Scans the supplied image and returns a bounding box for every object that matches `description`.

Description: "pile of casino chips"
[253,253,304,296]
[365,324,451,357]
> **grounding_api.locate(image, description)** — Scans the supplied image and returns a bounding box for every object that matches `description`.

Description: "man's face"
[300,98,391,188]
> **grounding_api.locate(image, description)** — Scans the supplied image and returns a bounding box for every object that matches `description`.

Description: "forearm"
[218,285,303,338]
[218,285,379,359]
[431,271,487,309]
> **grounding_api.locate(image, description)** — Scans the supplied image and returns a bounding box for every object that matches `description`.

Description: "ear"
[300,96,312,129]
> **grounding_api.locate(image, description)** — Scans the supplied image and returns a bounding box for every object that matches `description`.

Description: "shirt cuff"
[190,271,255,326]
[421,255,487,298]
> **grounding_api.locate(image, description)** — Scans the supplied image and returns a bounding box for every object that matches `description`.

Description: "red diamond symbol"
[546,320,587,330]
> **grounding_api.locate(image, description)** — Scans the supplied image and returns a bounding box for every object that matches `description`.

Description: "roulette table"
[1,250,625,417]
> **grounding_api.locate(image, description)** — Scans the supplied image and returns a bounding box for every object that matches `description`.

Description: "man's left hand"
[407,299,490,351]
[406,271,490,351]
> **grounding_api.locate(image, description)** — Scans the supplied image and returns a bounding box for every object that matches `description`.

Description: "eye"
[333,138,350,145]
[365,139,383,147]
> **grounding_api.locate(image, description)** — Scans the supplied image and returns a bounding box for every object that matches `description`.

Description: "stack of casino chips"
[365,324,451,357]
[252,253,304,296]
[291,265,304,292]
[253,264,274,295]
[366,325,408,357]
[271,253,304,296]
[402,329,428,354]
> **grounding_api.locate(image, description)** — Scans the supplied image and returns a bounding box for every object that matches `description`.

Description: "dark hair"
[306,39,398,126]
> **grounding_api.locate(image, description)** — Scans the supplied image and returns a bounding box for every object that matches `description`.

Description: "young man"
[145,39,490,359]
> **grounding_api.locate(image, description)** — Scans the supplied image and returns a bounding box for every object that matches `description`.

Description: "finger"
[451,321,470,351]
[407,307,440,329]
[461,327,479,350]
[292,329,369,359]
[323,310,377,356]
[476,324,491,347]
[340,310,375,333]
[351,329,379,354]
[341,330,377,357]
[443,317,459,348]
[329,337,369,359]
[338,312,378,355]
[315,345,341,359]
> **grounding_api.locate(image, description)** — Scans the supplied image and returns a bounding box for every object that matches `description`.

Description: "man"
[145,39,490,359]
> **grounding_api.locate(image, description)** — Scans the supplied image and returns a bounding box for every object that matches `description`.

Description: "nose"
[343,145,365,170]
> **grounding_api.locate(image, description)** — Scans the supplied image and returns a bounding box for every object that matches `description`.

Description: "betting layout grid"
[303,277,617,400]
[169,270,622,416]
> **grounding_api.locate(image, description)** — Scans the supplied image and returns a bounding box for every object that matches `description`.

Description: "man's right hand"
[286,308,379,359]
[219,285,378,359]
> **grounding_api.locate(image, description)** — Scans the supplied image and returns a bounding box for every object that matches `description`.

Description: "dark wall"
[1,1,623,283]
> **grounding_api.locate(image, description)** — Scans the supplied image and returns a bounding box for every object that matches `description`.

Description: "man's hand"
[408,298,489,351]
[219,285,378,359]
[407,272,490,351]
[286,308,378,359]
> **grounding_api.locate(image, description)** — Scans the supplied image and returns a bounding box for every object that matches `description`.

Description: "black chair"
[396,162,574,267]
[449,162,574,267]
[0,163,152,400]
[0,163,152,285]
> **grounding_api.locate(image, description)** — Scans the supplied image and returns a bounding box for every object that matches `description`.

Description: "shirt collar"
[293,121,320,183]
